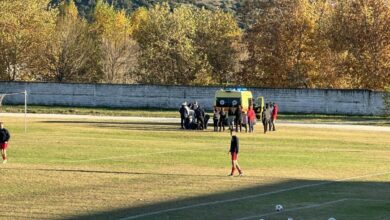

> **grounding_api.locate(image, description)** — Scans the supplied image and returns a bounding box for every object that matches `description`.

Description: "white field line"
[237,198,390,220]
[1,113,390,132]
[117,171,390,220]
[59,149,196,163]
[236,198,349,220]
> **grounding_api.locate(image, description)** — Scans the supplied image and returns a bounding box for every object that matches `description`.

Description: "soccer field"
[0,116,389,220]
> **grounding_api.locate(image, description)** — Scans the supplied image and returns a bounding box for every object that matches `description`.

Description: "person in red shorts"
[0,122,11,164]
[228,131,243,177]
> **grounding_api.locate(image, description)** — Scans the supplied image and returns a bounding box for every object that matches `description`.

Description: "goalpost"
[0,90,27,132]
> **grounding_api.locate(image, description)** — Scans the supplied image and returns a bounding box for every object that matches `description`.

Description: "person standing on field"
[235,105,243,132]
[268,102,274,131]
[213,107,220,132]
[228,107,236,134]
[179,102,188,129]
[219,108,226,132]
[228,131,243,177]
[241,110,248,132]
[247,106,256,133]
[263,103,272,134]
[271,102,278,131]
[0,122,11,164]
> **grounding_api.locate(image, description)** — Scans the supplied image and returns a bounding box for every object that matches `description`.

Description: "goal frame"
[0,90,27,132]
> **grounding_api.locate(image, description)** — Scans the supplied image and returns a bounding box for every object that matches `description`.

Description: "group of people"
[179,101,279,135]
[179,101,210,130]
[212,105,257,133]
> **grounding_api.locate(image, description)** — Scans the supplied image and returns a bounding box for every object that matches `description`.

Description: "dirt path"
[1,113,390,132]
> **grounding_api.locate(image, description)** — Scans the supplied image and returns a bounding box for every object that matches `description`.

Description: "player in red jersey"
[0,122,11,164]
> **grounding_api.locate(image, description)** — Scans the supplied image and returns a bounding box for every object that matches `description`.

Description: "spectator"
[179,102,188,129]
[271,102,278,131]
[219,108,226,132]
[235,105,243,132]
[263,103,272,134]
[268,102,274,131]
[228,107,236,134]
[195,105,205,130]
[247,106,256,133]
[241,110,248,132]
[213,107,220,132]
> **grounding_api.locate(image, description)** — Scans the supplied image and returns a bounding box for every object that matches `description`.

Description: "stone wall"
[0,82,386,115]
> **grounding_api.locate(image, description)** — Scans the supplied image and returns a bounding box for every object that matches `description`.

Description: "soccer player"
[228,131,243,177]
[0,122,11,164]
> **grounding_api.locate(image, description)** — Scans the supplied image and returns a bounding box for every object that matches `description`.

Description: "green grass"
[0,116,389,220]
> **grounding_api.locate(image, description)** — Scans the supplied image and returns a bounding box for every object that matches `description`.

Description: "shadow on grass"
[64,179,390,220]
[2,166,389,219]
[41,120,213,132]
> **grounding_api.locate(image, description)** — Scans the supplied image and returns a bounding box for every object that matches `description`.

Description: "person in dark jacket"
[262,104,272,134]
[219,108,226,132]
[179,102,188,129]
[228,131,243,176]
[235,105,243,132]
[268,102,274,131]
[195,105,205,130]
[0,122,11,164]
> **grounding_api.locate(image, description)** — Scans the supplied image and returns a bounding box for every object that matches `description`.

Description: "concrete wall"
[0,81,387,115]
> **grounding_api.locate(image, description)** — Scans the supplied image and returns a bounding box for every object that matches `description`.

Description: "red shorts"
[231,152,238,160]
[0,143,8,150]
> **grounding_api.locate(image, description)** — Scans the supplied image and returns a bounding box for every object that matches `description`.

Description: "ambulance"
[214,88,264,119]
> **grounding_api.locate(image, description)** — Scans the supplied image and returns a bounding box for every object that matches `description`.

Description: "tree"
[239,0,330,88]
[132,3,241,85]
[133,4,207,85]
[194,8,242,85]
[328,0,390,90]
[93,2,139,84]
[0,0,56,81]
[42,1,102,82]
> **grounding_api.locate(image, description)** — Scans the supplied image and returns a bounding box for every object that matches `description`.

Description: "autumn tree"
[93,1,139,84]
[42,0,102,82]
[0,0,56,81]
[194,8,242,85]
[132,3,241,85]
[133,4,207,85]
[240,0,329,88]
[328,0,390,90]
